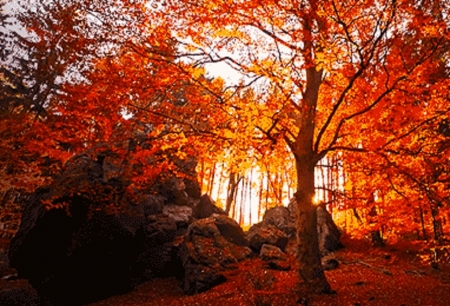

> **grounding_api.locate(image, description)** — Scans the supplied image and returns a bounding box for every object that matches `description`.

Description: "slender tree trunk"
[285,170,292,201]
[277,172,283,205]
[225,172,240,215]
[239,177,245,226]
[216,162,225,203]
[231,180,239,220]
[248,169,253,224]
[207,162,216,196]
[431,203,443,241]
[258,174,263,221]
[265,170,270,210]
[418,204,428,240]
[199,158,205,194]
[328,156,334,206]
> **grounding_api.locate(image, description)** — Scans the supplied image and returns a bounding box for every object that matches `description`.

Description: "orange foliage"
[1,0,450,295]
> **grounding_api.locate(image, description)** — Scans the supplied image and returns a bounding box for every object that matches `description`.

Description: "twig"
[341,259,393,276]
[403,270,426,276]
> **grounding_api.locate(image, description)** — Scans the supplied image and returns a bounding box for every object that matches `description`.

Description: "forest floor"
[87,235,450,306]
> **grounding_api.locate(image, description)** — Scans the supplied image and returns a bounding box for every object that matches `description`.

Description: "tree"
[0,0,228,195]
[164,0,450,294]
[0,0,149,189]
[3,0,449,296]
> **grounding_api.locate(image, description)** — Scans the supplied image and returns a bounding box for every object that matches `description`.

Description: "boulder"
[0,278,39,306]
[156,156,201,207]
[8,151,202,305]
[262,206,296,237]
[260,244,291,271]
[251,201,343,256]
[247,223,289,252]
[321,255,339,271]
[162,205,193,231]
[9,196,140,306]
[131,214,183,285]
[192,194,226,219]
[317,205,343,255]
[181,214,252,294]
[212,214,249,247]
[159,178,190,206]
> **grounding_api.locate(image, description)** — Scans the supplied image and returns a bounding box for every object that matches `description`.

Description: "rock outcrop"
[8,150,201,305]
[181,214,252,294]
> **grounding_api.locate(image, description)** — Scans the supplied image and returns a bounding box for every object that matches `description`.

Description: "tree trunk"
[290,65,332,294]
[265,170,270,210]
[418,204,428,241]
[207,162,216,195]
[294,155,332,294]
[248,169,253,224]
[258,175,263,221]
[225,172,241,215]
[239,177,245,226]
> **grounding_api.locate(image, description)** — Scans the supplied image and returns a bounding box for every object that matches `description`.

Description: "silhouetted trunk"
[418,204,428,240]
[239,178,245,226]
[207,162,216,195]
[368,200,384,247]
[265,170,270,210]
[225,172,241,215]
[431,203,443,241]
[258,176,264,221]
[248,170,253,224]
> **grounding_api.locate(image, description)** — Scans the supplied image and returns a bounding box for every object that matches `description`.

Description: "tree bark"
[239,177,245,226]
[418,204,428,241]
[225,172,241,215]
[293,156,332,294]
[290,65,332,294]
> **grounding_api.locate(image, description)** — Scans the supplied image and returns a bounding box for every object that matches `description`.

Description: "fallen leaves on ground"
[88,237,450,306]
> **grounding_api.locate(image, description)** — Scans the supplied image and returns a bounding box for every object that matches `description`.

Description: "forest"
[1,0,450,305]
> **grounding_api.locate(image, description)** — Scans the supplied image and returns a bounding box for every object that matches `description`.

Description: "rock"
[212,214,249,247]
[247,223,288,252]
[140,194,165,216]
[9,204,139,305]
[160,178,190,206]
[144,215,178,243]
[184,179,202,199]
[317,205,343,255]
[260,244,291,271]
[172,156,201,199]
[131,215,183,285]
[0,279,39,306]
[132,238,183,284]
[282,201,344,256]
[262,206,296,237]
[192,194,226,219]
[322,255,339,271]
[162,205,193,231]
[8,151,202,305]
[249,269,277,290]
[181,215,252,294]
[182,266,227,295]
